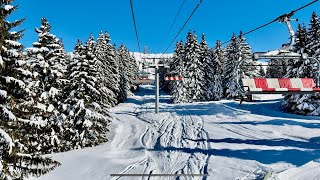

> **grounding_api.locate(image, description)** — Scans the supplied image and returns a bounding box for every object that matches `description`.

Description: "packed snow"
[28,85,320,180]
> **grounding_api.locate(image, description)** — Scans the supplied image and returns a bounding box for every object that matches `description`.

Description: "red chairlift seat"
[242,78,320,95]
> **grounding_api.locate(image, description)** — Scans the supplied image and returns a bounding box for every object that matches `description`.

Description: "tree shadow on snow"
[186,137,320,150]
[223,100,320,121]
[216,119,320,129]
[162,102,243,117]
[144,144,320,166]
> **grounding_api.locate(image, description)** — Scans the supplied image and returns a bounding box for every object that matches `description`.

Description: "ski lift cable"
[129,0,142,59]
[221,0,319,46]
[159,0,186,59]
[161,0,187,50]
[163,0,203,54]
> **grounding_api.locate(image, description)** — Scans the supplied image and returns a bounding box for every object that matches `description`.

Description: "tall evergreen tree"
[24,18,68,153]
[238,31,258,78]
[306,12,320,79]
[95,32,116,107]
[62,35,111,150]
[171,41,186,103]
[117,44,133,102]
[200,34,215,101]
[0,1,59,178]
[285,24,310,78]
[127,51,139,91]
[183,31,205,102]
[210,40,224,100]
[95,32,120,107]
[283,16,320,116]
[224,33,241,98]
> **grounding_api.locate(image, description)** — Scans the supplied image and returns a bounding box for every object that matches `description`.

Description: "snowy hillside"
[29,85,320,180]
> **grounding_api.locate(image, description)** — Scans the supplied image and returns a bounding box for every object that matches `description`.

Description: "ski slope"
[29,85,320,180]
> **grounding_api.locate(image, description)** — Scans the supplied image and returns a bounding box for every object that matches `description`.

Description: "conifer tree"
[224,33,241,98]
[238,31,258,78]
[95,32,120,107]
[306,11,320,79]
[210,40,224,100]
[266,59,287,78]
[0,1,59,178]
[125,50,139,92]
[200,34,215,101]
[171,41,186,103]
[306,12,320,57]
[117,44,132,102]
[62,35,111,150]
[95,32,116,106]
[183,31,205,102]
[24,18,68,153]
[283,16,320,115]
[258,65,266,77]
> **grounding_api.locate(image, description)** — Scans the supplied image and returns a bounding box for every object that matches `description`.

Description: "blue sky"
[9,0,320,53]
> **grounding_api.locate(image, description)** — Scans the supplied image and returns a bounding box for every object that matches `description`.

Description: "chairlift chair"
[131,71,153,85]
[236,13,320,101]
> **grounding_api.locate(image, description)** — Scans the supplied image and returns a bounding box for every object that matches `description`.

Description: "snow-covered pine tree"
[171,41,186,103]
[306,12,320,58]
[183,31,205,102]
[283,15,320,115]
[94,32,115,106]
[62,35,110,150]
[24,18,68,153]
[238,31,258,78]
[0,1,59,178]
[224,33,241,98]
[125,50,139,92]
[200,34,215,101]
[117,44,133,102]
[282,23,317,115]
[258,65,266,77]
[95,31,120,107]
[286,24,309,78]
[210,40,224,100]
[306,11,320,79]
[266,59,287,78]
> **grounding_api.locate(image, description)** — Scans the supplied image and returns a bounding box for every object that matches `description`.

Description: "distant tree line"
[161,31,260,103]
[163,11,320,116]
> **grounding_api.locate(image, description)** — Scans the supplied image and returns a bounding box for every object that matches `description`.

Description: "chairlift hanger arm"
[221,0,319,45]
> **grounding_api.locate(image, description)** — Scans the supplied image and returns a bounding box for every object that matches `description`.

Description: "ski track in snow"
[30,85,320,180]
[113,89,211,180]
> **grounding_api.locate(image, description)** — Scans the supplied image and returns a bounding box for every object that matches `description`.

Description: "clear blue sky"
[9,0,320,53]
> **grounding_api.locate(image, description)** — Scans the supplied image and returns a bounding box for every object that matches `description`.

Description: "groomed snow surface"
[29,85,320,180]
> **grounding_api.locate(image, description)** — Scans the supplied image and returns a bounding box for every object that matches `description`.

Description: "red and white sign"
[165,76,182,81]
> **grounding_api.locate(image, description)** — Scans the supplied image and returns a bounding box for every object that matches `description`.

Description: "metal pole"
[155,65,159,113]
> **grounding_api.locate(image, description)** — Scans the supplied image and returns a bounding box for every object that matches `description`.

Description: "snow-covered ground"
[29,85,320,180]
